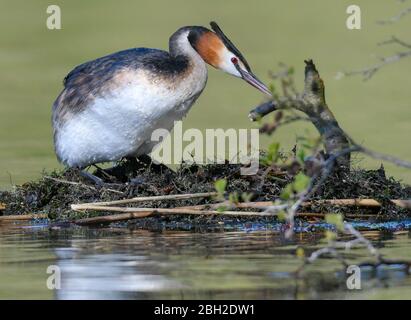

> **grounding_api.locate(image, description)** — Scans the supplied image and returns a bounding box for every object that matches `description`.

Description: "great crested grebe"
[52,22,271,182]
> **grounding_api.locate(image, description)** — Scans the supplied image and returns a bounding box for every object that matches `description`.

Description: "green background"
[1,0,410,187]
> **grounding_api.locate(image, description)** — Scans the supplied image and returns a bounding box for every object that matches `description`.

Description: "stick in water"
[0,214,48,222]
[73,205,377,225]
[72,192,218,208]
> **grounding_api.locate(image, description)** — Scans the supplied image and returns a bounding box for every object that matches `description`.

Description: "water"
[1,221,411,299]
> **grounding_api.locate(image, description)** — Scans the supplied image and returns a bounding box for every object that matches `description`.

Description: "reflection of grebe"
[55,251,179,299]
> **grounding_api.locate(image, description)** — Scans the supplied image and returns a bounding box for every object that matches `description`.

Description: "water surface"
[1,221,411,299]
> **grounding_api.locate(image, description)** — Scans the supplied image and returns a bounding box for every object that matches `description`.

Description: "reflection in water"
[56,252,180,299]
[1,223,411,299]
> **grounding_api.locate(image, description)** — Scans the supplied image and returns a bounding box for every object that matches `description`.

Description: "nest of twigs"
[0,158,410,230]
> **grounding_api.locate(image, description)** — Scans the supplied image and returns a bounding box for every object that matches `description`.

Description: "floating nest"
[0,158,410,230]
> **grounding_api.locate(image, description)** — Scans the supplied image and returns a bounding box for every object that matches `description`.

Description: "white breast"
[55,65,207,168]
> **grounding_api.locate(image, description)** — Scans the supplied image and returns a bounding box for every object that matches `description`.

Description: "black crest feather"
[210,21,251,72]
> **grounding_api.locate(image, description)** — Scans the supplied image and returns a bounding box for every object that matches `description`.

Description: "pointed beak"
[238,68,272,97]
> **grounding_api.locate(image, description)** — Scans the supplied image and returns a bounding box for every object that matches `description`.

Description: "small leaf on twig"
[294,172,310,192]
[214,179,227,200]
[325,213,344,231]
[296,247,305,258]
[325,230,337,241]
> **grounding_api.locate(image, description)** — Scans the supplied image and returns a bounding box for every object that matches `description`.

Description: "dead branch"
[73,206,278,225]
[0,213,48,222]
[248,60,411,244]
[353,143,411,170]
[75,212,152,224]
[71,196,404,225]
[44,176,93,188]
[344,223,381,259]
[296,221,384,274]
[340,3,411,78]
[71,191,218,208]
[177,198,410,210]
[73,207,375,225]
[336,49,411,80]
[72,205,272,216]
[250,60,411,171]
[44,176,124,195]
[378,36,411,49]
[250,60,351,169]
[377,6,411,24]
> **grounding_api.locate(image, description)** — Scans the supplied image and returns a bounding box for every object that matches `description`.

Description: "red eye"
[231,57,238,64]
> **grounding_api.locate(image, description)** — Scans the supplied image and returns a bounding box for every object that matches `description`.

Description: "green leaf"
[214,179,227,195]
[296,247,305,258]
[228,192,239,204]
[277,210,287,221]
[264,142,280,165]
[216,205,227,213]
[293,172,310,192]
[325,213,344,231]
[325,230,337,241]
[241,192,253,203]
[261,145,277,166]
[297,148,306,164]
[280,184,293,200]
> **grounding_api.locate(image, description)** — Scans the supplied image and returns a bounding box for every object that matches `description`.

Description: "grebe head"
[188,21,272,97]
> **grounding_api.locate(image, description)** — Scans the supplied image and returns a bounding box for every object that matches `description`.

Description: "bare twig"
[72,191,218,208]
[43,176,124,195]
[72,207,375,225]
[72,205,274,216]
[377,6,411,24]
[251,59,411,239]
[251,61,411,171]
[0,213,48,222]
[306,246,347,265]
[44,176,94,188]
[75,212,152,224]
[344,223,381,259]
[253,59,411,270]
[336,50,411,80]
[206,198,410,209]
[73,206,278,225]
[251,60,351,168]
[268,62,298,97]
[336,0,411,80]
[378,36,411,49]
[281,147,358,238]
[354,143,411,170]
[297,221,383,274]
[337,34,411,81]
